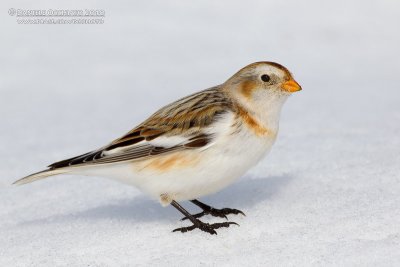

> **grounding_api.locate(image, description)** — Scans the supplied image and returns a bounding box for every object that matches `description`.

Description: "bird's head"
[225,61,301,97]
[223,61,301,125]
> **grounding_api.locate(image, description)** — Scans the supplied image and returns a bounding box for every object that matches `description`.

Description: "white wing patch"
[148,136,188,148]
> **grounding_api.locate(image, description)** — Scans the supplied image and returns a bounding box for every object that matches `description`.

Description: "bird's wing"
[48,87,234,169]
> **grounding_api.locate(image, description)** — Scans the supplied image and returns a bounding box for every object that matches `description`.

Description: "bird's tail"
[13,169,68,186]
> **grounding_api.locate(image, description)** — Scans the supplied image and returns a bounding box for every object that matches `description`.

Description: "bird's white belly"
[76,127,277,205]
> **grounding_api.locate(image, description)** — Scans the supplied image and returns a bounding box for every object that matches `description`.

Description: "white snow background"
[1,0,400,266]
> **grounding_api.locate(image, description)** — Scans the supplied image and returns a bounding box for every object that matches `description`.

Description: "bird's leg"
[181,199,246,221]
[171,200,238,235]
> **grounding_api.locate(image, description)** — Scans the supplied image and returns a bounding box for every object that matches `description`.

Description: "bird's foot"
[173,220,239,235]
[182,207,245,221]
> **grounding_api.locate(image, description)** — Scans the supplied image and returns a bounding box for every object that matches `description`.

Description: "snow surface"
[1,0,400,266]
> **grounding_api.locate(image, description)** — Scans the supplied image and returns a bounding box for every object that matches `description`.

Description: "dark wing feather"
[48,87,233,170]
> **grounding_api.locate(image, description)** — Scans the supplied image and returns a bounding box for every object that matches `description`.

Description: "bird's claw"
[173,221,239,235]
[181,208,245,221]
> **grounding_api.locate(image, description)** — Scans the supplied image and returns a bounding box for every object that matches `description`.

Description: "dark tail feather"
[13,169,67,186]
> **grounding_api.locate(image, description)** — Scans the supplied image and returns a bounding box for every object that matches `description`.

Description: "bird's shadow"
[19,175,293,226]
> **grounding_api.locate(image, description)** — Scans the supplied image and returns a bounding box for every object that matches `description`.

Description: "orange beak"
[281,79,302,93]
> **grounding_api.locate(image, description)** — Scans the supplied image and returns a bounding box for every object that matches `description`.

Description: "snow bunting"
[14,62,301,235]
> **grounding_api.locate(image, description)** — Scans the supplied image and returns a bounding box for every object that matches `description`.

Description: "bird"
[14,61,301,235]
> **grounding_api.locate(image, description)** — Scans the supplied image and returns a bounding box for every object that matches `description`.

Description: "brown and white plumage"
[14,61,301,234]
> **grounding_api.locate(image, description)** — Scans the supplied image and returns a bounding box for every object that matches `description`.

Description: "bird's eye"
[261,74,271,82]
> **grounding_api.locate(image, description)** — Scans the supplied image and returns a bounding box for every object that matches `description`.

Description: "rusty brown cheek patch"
[240,80,258,99]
